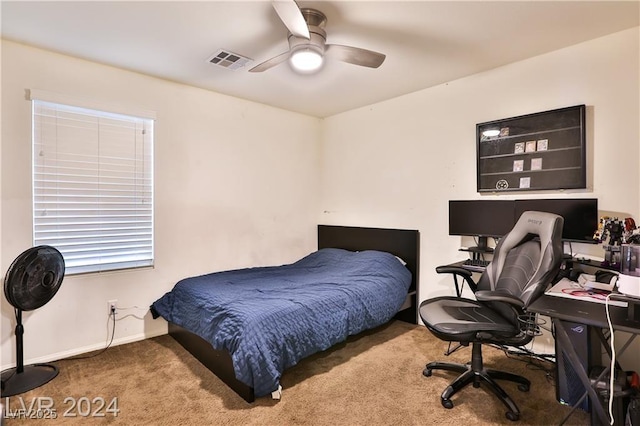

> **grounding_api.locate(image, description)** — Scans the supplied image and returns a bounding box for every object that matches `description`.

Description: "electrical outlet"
[107,299,118,316]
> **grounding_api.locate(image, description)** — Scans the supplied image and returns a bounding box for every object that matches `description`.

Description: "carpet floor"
[4,320,589,425]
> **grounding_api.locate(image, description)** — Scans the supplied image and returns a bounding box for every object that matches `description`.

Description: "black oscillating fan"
[1,245,65,397]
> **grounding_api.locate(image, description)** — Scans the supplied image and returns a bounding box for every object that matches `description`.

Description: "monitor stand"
[476,236,489,252]
[468,237,494,260]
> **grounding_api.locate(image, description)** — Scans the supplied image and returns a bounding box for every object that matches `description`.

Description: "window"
[31,92,154,275]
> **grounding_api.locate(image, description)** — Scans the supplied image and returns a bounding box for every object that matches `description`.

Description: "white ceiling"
[2,1,639,118]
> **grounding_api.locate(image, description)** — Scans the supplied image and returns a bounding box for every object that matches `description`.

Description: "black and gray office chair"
[419,211,564,421]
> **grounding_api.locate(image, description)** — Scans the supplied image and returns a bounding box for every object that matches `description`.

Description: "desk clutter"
[619,245,640,299]
[549,261,640,321]
[546,277,628,307]
[593,216,640,271]
[567,248,640,300]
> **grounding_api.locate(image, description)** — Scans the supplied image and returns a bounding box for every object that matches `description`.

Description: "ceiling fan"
[249,0,386,73]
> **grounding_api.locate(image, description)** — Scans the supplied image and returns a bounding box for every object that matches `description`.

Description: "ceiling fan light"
[290,49,323,73]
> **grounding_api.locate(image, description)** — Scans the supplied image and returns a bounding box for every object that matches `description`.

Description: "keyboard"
[461,259,490,272]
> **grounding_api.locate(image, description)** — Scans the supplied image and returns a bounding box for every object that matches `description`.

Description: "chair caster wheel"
[506,411,519,421]
[518,384,529,392]
[441,399,454,409]
[423,367,432,377]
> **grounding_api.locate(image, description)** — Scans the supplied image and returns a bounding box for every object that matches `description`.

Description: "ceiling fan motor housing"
[300,8,327,28]
[287,9,327,55]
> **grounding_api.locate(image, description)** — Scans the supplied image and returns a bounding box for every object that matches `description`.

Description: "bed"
[150,225,419,402]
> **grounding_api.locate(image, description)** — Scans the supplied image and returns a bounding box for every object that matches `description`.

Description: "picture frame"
[476,105,586,192]
[537,139,549,151]
[531,158,543,170]
[514,142,525,154]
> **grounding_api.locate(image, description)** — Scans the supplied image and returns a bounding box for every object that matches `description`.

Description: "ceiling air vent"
[207,49,252,70]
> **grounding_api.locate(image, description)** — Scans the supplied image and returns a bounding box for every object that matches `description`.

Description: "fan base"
[1,364,58,397]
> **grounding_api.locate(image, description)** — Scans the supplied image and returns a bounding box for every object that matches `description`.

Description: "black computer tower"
[555,321,602,412]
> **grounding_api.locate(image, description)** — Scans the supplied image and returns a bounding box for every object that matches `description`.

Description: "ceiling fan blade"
[272,0,310,39]
[325,44,386,68]
[249,50,291,73]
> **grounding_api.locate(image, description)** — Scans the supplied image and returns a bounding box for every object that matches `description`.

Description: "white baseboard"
[1,329,168,371]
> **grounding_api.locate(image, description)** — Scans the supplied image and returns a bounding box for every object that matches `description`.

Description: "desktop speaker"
[555,321,602,412]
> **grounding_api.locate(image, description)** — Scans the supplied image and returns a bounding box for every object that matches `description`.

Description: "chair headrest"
[505,210,564,248]
[483,210,564,305]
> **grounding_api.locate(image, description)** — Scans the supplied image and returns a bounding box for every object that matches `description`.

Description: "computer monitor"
[449,200,516,250]
[514,198,598,243]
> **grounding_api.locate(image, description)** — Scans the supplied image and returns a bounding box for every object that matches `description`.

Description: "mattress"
[151,248,411,397]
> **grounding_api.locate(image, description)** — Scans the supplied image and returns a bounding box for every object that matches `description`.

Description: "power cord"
[491,342,557,385]
[495,344,556,363]
[59,308,117,361]
[605,293,616,425]
[490,316,556,384]
[113,305,148,320]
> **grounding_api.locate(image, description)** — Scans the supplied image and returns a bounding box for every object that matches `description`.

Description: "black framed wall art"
[476,105,586,193]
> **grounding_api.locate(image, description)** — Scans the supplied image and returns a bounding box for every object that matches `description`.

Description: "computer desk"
[528,293,640,424]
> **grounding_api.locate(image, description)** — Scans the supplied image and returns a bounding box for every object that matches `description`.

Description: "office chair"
[419,211,564,421]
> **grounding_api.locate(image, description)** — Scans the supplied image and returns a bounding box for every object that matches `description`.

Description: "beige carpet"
[5,321,588,425]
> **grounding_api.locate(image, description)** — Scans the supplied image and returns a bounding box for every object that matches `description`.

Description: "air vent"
[207,49,252,70]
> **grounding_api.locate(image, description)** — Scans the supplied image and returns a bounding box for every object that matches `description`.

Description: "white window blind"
[32,99,154,275]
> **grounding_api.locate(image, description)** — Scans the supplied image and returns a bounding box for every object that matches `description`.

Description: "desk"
[529,294,640,424]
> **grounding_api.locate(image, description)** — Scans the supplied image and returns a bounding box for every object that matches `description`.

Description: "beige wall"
[2,26,639,371]
[321,27,640,366]
[1,40,321,366]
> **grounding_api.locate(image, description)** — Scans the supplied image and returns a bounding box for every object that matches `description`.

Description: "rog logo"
[571,325,585,333]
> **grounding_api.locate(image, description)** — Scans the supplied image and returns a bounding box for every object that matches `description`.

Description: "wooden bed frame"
[168,224,420,403]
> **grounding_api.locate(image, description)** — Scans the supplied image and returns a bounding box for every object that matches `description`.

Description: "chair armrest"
[475,290,525,308]
[435,265,473,278]
[435,265,477,295]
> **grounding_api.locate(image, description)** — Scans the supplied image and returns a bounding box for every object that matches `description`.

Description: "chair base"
[423,343,530,422]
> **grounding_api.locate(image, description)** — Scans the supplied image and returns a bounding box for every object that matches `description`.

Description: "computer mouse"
[569,268,584,281]
[595,270,617,284]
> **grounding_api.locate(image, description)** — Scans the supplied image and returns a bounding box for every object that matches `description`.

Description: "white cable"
[116,305,147,311]
[111,306,148,321]
[113,306,147,321]
[605,293,615,425]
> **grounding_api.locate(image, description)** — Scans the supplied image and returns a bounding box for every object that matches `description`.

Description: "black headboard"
[317,225,419,294]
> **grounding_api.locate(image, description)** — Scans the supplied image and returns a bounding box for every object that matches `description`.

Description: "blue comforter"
[151,248,411,397]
